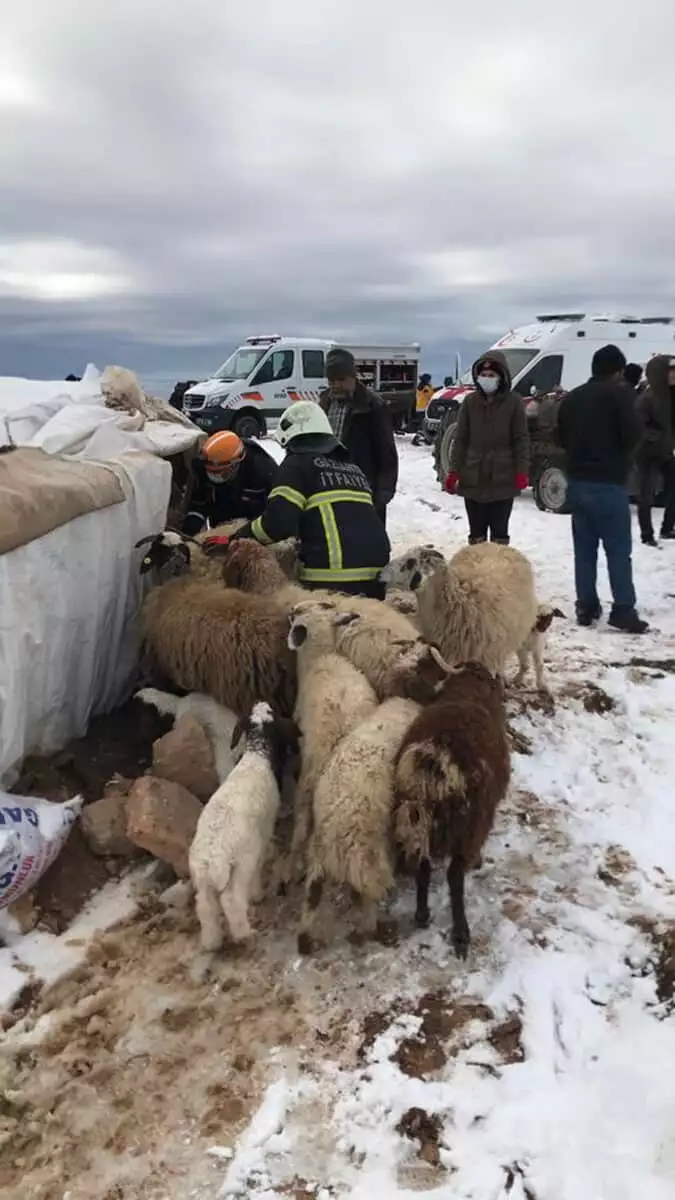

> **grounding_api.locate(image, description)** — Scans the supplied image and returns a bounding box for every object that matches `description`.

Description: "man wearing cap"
[319,347,398,529]
[222,401,391,598]
[557,344,648,634]
[182,430,279,537]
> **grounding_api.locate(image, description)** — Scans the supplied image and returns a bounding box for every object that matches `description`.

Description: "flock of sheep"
[134,523,563,960]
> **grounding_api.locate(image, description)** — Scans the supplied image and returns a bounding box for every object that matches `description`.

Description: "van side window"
[251,349,294,386]
[514,354,563,397]
[302,350,325,379]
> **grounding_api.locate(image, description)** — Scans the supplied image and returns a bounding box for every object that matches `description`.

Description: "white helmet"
[273,400,336,449]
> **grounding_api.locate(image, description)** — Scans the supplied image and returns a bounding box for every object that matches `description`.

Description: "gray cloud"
[2,0,675,389]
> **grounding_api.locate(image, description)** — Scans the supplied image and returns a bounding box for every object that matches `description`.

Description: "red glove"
[202,534,231,556]
[444,472,459,494]
[515,474,529,492]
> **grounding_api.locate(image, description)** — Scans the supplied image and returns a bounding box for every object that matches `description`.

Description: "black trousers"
[464,498,513,545]
[637,458,675,541]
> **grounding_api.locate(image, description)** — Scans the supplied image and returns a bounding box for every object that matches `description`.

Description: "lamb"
[198,521,299,580]
[298,696,421,954]
[392,661,510,958]
[380,541,538,681]
[282,606,378,884]
[189,702,300,950]
[134,687,241,783]
[513,603,565,693]
[138,538,297,717]
[289,595,451,704]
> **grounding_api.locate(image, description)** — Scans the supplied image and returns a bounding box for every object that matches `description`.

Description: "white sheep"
[380,541,538,682]
[189,702,299,951]
[289,595,451,704]
[134,687,241,783]
[513,603,565,692]
[281,606,378,885]
[298,697,421,953]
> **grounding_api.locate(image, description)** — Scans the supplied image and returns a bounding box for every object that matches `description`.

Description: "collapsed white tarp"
[0,366,203,784]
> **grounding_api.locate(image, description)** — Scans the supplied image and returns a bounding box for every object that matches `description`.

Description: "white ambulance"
[432,313,675,511]
[182,335,421,439]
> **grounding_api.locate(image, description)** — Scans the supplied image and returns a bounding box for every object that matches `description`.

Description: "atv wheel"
[433,406,459,486]
[532,460,571,514]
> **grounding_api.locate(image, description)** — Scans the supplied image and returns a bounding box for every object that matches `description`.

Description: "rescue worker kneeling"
[182,430,278,537]
[228,401,391,599]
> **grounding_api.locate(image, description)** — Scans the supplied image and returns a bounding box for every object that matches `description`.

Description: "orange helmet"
[202,431,245,479]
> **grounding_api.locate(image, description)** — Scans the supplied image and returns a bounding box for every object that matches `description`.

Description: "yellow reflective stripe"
[298,566,382,583]
[318,502,342,571]
[306,490,372,509]
[268,485,307,509]
[251,516,274,545]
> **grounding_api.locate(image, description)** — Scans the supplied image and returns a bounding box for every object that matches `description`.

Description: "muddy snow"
[2,440,675,1200]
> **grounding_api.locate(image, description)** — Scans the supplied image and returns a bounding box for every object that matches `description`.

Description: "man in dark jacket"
[182,430,278,537]
[444,350,529,545]
[227,400,391,598]
[557,344,647,634]
[319,347,398,528]
[635,354,675,545]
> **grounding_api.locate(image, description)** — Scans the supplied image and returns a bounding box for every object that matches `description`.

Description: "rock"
[126,776,202,877]
[80,789,141,858]
[151,715,218,800]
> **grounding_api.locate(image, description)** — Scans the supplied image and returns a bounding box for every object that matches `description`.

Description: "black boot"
[659,529,675,540]
[576,601,602,627]
[608,607,649,634]
[642,536,660,547]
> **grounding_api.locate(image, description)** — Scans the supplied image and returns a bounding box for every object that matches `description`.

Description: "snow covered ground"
[3,439,675,1200]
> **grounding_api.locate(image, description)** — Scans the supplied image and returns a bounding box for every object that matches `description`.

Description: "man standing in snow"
[557,344,647,634]
[320,347,398,529]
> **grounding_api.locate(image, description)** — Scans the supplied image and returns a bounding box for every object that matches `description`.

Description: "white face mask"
[477,374,500,395]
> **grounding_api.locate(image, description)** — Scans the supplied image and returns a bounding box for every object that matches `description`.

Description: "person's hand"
[444,472,459,494]
[202,534,231,557]
[515,474,529,491]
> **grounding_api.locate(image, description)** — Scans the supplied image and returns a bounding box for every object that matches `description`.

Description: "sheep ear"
[333,611,359,628]
[135,534,159,549]
[288,622,307,650]
[231,718,247,750]
[552,607,566,619]
[409,570,423,591]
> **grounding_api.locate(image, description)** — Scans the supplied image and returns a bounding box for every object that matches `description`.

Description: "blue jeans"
[567,479,636,611]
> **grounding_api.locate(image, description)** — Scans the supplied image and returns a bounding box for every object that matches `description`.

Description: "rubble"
[126,776,203,877]
[151,714,218,800]
[79,778,141,858]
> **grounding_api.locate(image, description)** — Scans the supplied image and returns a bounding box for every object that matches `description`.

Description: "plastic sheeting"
[0,366,202,784]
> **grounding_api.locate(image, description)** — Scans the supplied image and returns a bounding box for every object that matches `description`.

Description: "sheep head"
[380,544,445,592]
[232,702,301,785]
[288,598,339,653]
[136,530,192,584]
[390,641,454,704]
[533,605,566,633]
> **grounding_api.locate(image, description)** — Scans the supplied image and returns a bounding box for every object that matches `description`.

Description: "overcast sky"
[2,0,675,391]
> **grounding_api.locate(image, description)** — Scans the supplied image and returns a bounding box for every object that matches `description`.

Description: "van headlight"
[205,392,229,409]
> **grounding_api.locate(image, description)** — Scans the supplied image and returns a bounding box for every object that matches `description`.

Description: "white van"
[182,335,421,439]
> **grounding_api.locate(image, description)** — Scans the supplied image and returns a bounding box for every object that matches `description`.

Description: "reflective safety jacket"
[235,444,391,586]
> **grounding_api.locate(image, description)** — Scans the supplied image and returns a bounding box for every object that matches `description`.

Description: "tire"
[532,460,571,514]
[433,405,459,486]
[231,409,265,440]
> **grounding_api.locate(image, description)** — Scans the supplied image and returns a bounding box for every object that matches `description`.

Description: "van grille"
[184,393,206,412]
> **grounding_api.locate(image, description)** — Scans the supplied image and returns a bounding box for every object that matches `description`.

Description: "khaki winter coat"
[449,351,529,503]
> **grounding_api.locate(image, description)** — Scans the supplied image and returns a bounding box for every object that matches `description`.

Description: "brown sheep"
[139,545,297,717]
[392,661,510,958]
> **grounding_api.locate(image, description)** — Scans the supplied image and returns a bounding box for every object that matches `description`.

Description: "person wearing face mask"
[444,351,529,546]
[182,430,279,537]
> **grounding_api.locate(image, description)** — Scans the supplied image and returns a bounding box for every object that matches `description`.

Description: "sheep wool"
[134,688,241,783]
[283,606,378,883]
[140,574,297,717]
[393,661,510,959]
[298,696,421,952]
[189,702,299,950]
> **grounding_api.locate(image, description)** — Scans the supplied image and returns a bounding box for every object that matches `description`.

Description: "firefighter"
[182,430,279,537]
[220,401,391,598]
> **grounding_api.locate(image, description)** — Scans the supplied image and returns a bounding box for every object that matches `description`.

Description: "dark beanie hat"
[591,344,627,379]
[326,347,356,379]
